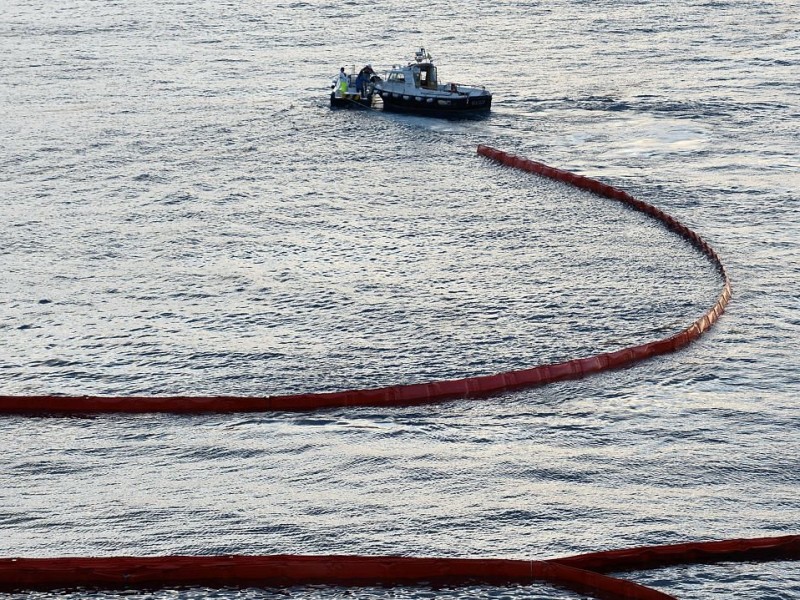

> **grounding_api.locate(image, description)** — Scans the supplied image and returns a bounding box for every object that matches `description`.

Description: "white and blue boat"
[373,49,492,115]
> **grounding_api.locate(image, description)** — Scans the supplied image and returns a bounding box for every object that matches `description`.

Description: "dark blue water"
[1,1,798,598]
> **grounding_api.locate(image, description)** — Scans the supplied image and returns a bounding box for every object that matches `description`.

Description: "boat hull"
[377,90,492,115]
[330,92,373,109]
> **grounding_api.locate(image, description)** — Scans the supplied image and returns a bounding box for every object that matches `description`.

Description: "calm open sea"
[1,0,798,598]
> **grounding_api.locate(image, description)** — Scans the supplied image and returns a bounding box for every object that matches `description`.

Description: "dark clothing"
[356,66,374,97]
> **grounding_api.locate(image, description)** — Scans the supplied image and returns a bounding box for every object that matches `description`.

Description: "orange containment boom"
[0,536,797,598]
[0,146,730,414]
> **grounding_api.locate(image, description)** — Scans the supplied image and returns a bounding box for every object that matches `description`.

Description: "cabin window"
[388,72,405,83]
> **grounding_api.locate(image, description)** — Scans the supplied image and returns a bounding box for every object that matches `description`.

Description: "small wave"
[132,173,170,184]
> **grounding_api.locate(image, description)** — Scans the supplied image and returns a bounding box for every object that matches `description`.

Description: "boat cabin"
[386,63,438,90]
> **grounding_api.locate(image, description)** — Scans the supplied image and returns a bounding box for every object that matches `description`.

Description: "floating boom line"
[0,146,731,414]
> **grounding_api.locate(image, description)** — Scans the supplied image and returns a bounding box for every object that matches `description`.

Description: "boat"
[330,66,377,109]
[373,48,492,115]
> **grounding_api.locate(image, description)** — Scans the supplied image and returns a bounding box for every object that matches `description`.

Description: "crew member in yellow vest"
[335,67,348,96]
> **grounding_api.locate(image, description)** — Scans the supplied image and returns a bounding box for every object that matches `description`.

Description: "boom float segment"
[0,536,797,597]
[0,146,730,413]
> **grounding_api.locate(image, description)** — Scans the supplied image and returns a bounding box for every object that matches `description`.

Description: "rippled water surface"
[1,0,799,598]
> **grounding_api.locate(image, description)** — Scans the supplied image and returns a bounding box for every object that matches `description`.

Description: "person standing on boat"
[356,64,374,98]
[333,67,348,96]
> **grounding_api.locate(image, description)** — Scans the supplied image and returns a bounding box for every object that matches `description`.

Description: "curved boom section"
[0,146,730,414]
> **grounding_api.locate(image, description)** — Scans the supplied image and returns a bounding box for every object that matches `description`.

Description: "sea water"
[1,1,799,598]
